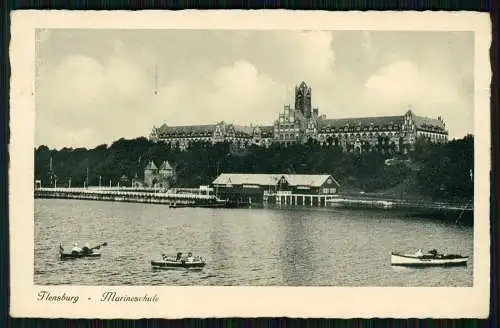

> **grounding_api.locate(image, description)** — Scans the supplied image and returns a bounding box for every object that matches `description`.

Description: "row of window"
[319,125,402,133]
[318,132,403,139]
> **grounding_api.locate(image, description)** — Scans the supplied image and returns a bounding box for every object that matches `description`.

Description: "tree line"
[34,134,473,201]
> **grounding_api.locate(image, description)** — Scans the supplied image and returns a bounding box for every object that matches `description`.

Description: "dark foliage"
[34,135,474,201]
[414,134,474,200]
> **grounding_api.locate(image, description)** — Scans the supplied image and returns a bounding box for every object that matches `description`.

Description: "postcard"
[9,10,491,318]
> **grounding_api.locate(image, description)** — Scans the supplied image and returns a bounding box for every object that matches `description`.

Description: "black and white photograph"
[9,11,491,318]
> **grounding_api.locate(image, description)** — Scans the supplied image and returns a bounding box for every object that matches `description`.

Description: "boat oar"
[91,242,108,250]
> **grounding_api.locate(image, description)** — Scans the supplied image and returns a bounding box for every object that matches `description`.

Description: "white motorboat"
[391,249,468,267]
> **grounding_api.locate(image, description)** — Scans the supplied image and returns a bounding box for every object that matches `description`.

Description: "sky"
[35,29,474,149]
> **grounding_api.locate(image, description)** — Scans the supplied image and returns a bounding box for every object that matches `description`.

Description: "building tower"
[295,81,312,119]
[144,161,158,187]
[159,161,174,179]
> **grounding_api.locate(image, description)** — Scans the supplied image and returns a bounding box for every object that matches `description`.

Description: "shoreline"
[34,187,473,225]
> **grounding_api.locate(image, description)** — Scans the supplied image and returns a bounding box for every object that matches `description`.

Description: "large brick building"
[149,81,448,153]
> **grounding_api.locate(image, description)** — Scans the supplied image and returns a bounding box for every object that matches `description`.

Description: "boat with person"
[151,252,206,270]
[59,242,107,260]
[391,248,468,267]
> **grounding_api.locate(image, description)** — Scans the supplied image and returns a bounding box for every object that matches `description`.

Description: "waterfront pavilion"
[211,173,340,206]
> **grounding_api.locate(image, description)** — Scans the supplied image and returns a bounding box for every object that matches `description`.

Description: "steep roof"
[231,124,254,136]
[282,174,340,187]
[318,116,404,130]
[212,173,281,186]
[298,81,309,89]
[159,161,173,170]
[145,161,157,170]
[156,124,216,136]
[413,115,446,131]
[156,123,259,138]
[212,173,340,187]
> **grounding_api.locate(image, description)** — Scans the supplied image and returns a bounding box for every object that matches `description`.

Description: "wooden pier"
[269,191,337,207]
[34,187,473,220]
[35,187,226,207]
[265,191,473,215]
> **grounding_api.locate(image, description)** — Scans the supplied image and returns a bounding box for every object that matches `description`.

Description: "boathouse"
[211,173,340,206]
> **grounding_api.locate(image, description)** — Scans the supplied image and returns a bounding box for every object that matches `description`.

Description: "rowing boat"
[60,251,102,260]
[59,242,107,261]
[151,259,206,269]
[151,252,206,270]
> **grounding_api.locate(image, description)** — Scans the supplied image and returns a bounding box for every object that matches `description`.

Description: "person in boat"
[414,249,423,257]
[428,249,444,258]
[186,252,194,262]
[81,243,92,255]
[71,243,82,255]
[176,252,183,261]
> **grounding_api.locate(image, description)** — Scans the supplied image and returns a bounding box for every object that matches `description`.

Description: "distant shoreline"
[34,187,473,225]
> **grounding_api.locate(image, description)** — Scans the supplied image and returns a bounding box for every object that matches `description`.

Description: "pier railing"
[36,186,211,194]
[35,187,472,213]
[35,187,224,205]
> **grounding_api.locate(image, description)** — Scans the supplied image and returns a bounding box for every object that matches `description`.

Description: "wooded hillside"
[34,134,473,201]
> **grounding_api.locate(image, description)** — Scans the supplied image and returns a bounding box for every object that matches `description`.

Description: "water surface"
[34,199,473,286]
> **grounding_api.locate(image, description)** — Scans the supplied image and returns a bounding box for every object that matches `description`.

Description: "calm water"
[34,199,473,286]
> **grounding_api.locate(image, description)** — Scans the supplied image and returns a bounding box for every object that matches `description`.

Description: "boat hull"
[391,253,468,266]
[60,252,101,260]
[151,260,206,269]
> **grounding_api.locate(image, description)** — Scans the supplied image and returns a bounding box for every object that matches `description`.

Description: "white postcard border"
[9,10,491,318]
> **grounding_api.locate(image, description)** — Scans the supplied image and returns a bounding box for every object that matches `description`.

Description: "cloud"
[35,30,473,148]
[54,55,105,102]
[36,50,153,148]
[151,60,285,126]
[272,30,335,84]
[207,60,285,124]
[359,60,472,139]
[294,31,335,82]
[361,31,379,67]
[35,30,337,149]
[363,60,460,111]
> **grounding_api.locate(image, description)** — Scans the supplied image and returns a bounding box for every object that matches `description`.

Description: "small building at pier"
[211,173,340,206]
[132,160,177,189]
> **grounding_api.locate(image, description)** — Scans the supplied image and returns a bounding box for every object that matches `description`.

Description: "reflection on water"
[34,199,473,286]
